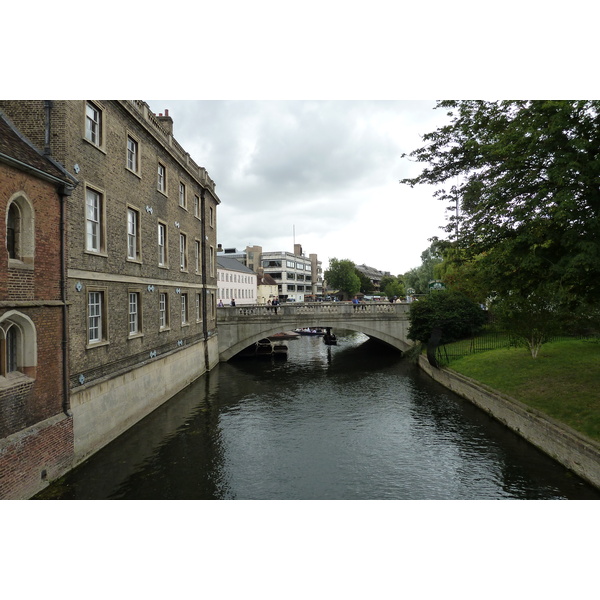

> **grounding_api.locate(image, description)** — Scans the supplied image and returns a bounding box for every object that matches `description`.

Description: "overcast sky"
[147,100,450,276]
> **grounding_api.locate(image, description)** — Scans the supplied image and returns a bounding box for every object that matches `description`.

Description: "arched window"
[0,311,37,379]
[6,203,19,259]
[6,192,35,266]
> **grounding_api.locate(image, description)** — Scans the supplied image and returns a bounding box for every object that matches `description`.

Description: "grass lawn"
[446,339,600,442]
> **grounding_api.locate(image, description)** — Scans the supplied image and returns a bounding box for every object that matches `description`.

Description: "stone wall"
[418,355,600,490]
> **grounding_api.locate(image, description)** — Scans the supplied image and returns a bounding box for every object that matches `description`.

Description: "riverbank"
[417,340,600,490]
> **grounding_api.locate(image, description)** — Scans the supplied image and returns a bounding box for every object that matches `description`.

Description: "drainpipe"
[60,184,73,416]
[200,188,210,371]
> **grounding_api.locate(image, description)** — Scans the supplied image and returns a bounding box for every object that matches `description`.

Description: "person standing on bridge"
[352,296,360,311]
[271,298,279,314]
[231,298,236,307]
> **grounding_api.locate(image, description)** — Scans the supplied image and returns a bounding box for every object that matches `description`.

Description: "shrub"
[408,290,487,344]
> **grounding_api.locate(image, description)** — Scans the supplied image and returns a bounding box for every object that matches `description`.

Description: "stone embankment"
[418,355,600,490]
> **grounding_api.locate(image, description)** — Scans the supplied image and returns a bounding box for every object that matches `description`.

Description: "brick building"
[0,101,221,468]
[0,111,77,499]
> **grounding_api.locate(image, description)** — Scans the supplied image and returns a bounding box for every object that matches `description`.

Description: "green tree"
[402,242,444,294]
[490,285,568,358]
[355,269,374,295]
[407,290,487,344]
[325,258,361,300]
[400,100,600,305]
[381,276,405,299]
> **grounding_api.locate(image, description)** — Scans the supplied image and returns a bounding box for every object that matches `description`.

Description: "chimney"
[156,109,173,135]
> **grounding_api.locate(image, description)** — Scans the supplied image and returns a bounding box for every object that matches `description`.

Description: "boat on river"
[294,327,325,336]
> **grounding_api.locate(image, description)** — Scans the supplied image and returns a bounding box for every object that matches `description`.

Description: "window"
[210,246,215,277]
[179,233,187,271]
[0,312,37,379]
[88,290,107,345]
[179,182,186,208]
[128,292,141,336]
[209,206,214,227]
[127,207,140,261]
[86,187,105,253]
[85,101,103,146]
[195,240,201,273]
[159,292,169,330]
[157,162,166,193]
[127,135,139,173]
[181,293,188,325]
[196,293,202,322]
[158,222,167,266]
[194,195,200,218]
[6,193,35,266]
[6,203,18,259]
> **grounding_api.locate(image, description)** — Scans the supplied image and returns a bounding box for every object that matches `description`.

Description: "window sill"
[86,340,109,350]
[126,167,142,180]
[82,137,107,154]
[128,332,144,340]
[8,259,34,271]
[0,371,35,390]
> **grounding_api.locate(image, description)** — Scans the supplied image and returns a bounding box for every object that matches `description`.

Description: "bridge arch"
[216,303,413,361]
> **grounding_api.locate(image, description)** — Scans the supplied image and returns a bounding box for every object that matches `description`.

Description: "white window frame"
[157,162,167,194]
[196,293,202,322]
[179,233,188,271]
[128,291,141,336]
[85,101,103,147]
[194,194,200,218]
[127,135,139,173]
[195,240,201,274]
[127,207,141,261]
[87,289,107,346]
[159,292,169,330]
[179,182,186,208]
[158,221,168,267]
[85,186,105,254]
[181,293,188,325]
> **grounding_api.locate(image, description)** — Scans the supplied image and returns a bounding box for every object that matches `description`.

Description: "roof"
[258,273,278,286]
[355,264,390,279]
[217,256,256,274]
[0,111,77,187]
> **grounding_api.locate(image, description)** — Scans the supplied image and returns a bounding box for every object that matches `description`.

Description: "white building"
[218,243,323,302]
[217,256,257,305]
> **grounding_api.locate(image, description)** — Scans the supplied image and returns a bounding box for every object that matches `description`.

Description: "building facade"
[0,101,221,467]
[218,243,323,302]
[217,256,257,305]
[0,112,77,499]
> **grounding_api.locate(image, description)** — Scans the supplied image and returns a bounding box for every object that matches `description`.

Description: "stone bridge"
[217,302,413,361]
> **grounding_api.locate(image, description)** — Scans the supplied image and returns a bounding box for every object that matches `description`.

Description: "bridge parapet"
[218,301,410,321]
[217,302,413,360]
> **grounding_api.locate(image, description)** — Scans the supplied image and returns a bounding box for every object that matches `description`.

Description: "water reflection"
[36,331,600,500]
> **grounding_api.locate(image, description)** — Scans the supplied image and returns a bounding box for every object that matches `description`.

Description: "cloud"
[148,100,450,274]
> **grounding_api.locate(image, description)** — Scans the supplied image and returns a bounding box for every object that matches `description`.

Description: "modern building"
[0,111,77,499]
[218,243,323,302]
[217,256,257,305]
[0,101,221,469]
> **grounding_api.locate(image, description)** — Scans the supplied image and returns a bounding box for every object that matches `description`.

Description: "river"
[35,331,600,499]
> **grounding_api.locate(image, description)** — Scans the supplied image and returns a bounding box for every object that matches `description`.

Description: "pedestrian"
[231,298,236,307]
[218,299,224,307]
[352,296,360,311]
[272,298,279,314]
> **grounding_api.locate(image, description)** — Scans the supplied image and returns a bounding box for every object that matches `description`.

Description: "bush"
[408,290,487,344]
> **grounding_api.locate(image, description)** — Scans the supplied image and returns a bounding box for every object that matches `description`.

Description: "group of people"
[266,298,280,314]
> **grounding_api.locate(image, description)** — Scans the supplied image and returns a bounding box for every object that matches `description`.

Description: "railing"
[217,302,410,320]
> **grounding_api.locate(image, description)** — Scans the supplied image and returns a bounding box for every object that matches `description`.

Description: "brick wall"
[0,414,73,499]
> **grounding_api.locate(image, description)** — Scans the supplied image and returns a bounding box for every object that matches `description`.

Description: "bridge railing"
[217,301,410,321]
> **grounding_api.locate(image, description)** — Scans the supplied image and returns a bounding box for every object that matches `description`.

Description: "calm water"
[36,331,600,499]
